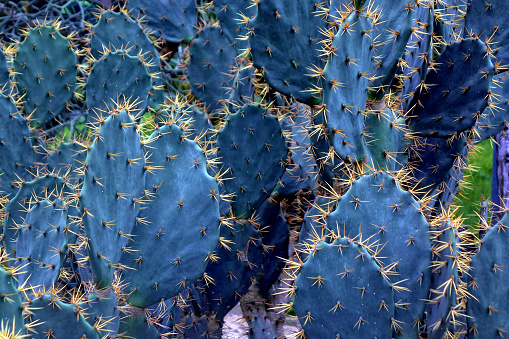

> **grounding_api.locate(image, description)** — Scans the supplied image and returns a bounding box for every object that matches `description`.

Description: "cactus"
[0,93,34,202]
[217,104,288,217]
[15,198,69,294]
[13,23,77,127]
[127,0,198,43]
[294,238,395,338]
[0,266,24,336]
[321,10,373,162]
[80,109,145,289]
[119,123,220,308]
[407,38,494,138]
[86,50,152,120]
[213,0,256,55]
[187,25,238,114]
[467,213,509,337]
[2,2,509,338]
[248,0,326,105]
[87,9,164,109]
[27,295,100,339]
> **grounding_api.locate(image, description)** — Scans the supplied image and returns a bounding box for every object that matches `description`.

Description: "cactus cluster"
[0,0,509,338]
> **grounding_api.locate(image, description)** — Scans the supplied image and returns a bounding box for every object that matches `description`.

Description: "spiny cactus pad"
[467,213,509,338]
[127,0,197,43]
[408,38,494,138]
[294,238,395,338]
[86,50,151,120]
[217,104,288,217]
[187,25,238,114]
[27,295,100,339]
[89,10,163,109]
[322,11,373,162]
[326,172,431,337]
[15,198,69,293]
[13,25,77,127]
[80,110,145,288]
[0,93,34,201]
[249,0,326,105]
[120,124,220,307]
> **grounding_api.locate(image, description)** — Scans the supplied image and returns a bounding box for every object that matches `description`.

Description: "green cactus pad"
[86,50,151,121]
[467,213,509,338]
[408,38,494,137]
[80,110,145,289]
[409,135,466,198]
[15,198,68,293]
[426,218,458,338]
[368,0,414,99]
[188,25,238,114]
[46,140,87,186]
[89,10,163,109]
[0,267,24,336]
[249,0,326,105]
[213,0,256,54]
[127,0,197,43]
[27,295,100,339]
[401,1,434,112]
[255,198,289,296]
[82,288,120,336]
[294,238,395,338]
[13,25,77,127]
[0,93,34,202]
[475,72,509,143]
[3,174,76,257]
[364,107,407,171]
[322,11,373,162]
[204,219,263,320]
[118,307,160,339]
[216,104,288,217]
[326,172,431,338]
[464,1,509,68]
[120,124,220,308]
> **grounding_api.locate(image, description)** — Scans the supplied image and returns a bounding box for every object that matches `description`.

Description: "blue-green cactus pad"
[204,219,263,320]
[248,0,326,105]
[0,267,24,335]
[80,110,145,288]
[15,198,68,292]
[401,1,433,112]
[294,238,395,338]
[89,10,164,109]
[464,1,509,67]
[326,172,431,338]
[322,11,373,161]
[27,295,100,339]
[86,51,151,120]
[0,93,34,201]
[364,107,407,171]
[120,124,220,308]
[368,0,414,99]
[127,0,197,43]
[213,0,256,54]
[467,213,509,338]
[3,175,76,257]
[408,38,494,137]
[13,25,77,127]
[188,25,238,114]
[216,104,288,217]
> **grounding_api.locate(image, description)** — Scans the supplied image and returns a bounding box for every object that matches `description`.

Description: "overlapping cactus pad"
[0,1,508,338]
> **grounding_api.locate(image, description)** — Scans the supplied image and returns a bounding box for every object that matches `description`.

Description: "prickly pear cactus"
[80,109,145,288]
[13,24,77,127]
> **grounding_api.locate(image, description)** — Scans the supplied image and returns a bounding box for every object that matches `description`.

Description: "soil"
[222,303,302,338]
